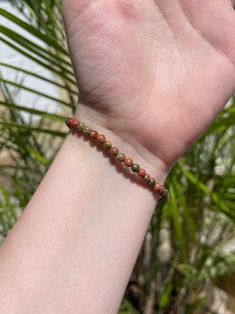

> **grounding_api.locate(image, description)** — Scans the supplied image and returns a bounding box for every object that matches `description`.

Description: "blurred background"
[0,1,235,313]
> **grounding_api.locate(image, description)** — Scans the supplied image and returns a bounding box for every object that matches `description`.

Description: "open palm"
[62,0,235,169]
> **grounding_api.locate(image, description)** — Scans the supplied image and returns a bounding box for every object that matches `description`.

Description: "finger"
[199,6,235,67]
[62,0,95,27]
[176,1,235,66]
[62,0,93,13]
[215,9,235,66]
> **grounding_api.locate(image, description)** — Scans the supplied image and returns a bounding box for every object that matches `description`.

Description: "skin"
[0,1,234,313]
[63,0,235,170]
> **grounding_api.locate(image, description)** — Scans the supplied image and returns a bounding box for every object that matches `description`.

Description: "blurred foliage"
[0,1,235,313]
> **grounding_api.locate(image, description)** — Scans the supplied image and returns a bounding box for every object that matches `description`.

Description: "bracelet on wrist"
[65,117,168,201]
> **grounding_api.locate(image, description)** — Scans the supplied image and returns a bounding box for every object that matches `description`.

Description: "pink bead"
[154,183,161,192]
[138,169,146,178]
[65,117,79,129]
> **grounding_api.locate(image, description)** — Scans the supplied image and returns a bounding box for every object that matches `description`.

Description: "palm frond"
[0,1,235,313]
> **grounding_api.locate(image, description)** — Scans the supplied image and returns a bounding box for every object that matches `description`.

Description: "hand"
[62,0,235,173]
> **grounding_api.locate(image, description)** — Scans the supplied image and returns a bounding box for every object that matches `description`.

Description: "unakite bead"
[138,169,146,178]
[83,126,92,135]
[160,190,168,201]
[110,147,119,156]
[117,153,126,162]
[154,183,161,192]
[97,134,106,143]
[143,174,150,183]
[91,130,98,138]
[131,163,140,173]
[103,141,112,150]
[77,122,86,131]
[159,186,166,194]
[65,117,79,129]
[124,158,133,167]
[148,178,156,187]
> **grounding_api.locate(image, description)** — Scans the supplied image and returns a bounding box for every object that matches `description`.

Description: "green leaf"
[26,147,49,165]
[186,296,207,314]
[181,167,235,219]
[172,177,196,242]
[0,101,67,121]
[119,299,140,314]
[0,35,76,86]
[0,8,68,55]
[0,183,18,223]
[0,121,66,137]
[0,24,72,70]
[0,62,78,95]
[169,184,187,262]
[0,78,74,108]
[159,283,174,309]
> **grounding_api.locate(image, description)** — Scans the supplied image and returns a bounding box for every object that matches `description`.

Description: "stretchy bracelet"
[65,117,168,201]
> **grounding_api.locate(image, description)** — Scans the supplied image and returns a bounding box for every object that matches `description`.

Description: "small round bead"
[124,158,133,167]
[138,169,146,178]
[148,178,156,187]
[159,186,166,194]
[143,174,151,183]
[91,130,98,138]
[160,190,169,201]
[83,126,92,135]
[77,122,86,131]
[117,153,126,162]
[131,163,140,173]
[65,118,79,129]
[110,147,119,156]
[159,189,168,201]
[97,134,106,144]
[154,183,161,192]
[103,141,112,150]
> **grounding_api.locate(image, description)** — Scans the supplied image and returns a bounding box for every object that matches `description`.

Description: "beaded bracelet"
[65,117,168,201]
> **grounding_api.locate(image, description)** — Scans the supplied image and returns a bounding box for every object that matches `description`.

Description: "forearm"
[0,128,167,314]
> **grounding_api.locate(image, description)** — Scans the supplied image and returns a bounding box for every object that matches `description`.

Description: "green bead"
[83,126,92,135]
[148,178,156,187]
[77,122,86,131]
[103,141,112,150]
[111,147,119,156]
[131,163,140,173]
[143,174,150,183]
[117,153,126,162]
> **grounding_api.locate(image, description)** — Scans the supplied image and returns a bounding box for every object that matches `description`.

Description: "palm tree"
[0,1,235,313]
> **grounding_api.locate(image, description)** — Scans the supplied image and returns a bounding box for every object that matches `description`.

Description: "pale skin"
[0,0,234,313]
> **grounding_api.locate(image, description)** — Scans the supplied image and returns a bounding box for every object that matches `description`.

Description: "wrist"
[73,109,169,186]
